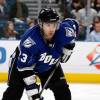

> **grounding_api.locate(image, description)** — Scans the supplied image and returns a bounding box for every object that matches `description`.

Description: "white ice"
[0,83,100,100]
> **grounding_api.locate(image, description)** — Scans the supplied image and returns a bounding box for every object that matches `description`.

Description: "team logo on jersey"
[23,37,36,48]
[65,27,76,37]
[39,52,59,65]
[87,44,100,69]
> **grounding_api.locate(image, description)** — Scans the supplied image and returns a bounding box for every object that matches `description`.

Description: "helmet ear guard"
[38,21,42,29]
[56,21,60,30]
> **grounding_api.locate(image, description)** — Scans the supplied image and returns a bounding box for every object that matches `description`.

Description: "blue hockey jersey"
[16,20,77,73]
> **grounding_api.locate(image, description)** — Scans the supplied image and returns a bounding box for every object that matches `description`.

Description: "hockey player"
[2,8,79,100]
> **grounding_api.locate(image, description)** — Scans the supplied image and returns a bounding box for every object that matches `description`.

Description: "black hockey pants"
[38,64,71,100]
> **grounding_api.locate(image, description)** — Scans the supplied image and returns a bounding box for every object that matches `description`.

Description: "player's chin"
[49,35,54,39]
[46,36,53,41]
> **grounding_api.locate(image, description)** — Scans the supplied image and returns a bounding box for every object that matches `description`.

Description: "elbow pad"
[61,43,75,63]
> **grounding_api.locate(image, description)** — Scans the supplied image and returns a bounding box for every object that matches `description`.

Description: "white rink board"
[0,41,100,74]
[0,40,20,72]
[61,42,100,74]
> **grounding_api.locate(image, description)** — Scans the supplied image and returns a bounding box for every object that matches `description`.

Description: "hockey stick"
[39,58,61,96]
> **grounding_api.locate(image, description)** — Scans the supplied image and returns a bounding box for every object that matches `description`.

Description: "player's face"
[42,22,58,41]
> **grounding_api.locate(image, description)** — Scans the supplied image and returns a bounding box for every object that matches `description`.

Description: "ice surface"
[0,83,100,100]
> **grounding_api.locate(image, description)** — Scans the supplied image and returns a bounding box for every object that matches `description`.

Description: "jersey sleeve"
[56,25,75,47]
[55,19,79,47]
[17,37,39,71]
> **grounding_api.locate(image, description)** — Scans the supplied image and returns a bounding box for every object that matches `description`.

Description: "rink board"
[1,72,100,83]
[0,41,100,83]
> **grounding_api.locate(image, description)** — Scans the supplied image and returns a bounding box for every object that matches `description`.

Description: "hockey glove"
[61,43,75,63]
[23,74,43,100]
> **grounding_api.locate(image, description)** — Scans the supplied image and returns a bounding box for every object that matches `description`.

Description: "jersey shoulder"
[20,25,41,48]
[60,21,76,37]
[55,22,75,46]
[21,25,40,41]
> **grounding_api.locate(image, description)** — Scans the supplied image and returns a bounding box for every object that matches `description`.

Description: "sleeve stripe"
[17,64,36,72]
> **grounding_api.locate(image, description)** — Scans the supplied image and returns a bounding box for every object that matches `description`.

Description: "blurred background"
[0,0,100,41]
[0,0,100,99]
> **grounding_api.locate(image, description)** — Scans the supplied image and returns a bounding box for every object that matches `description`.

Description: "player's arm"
[17,38,42,100]
[60,18,79,63]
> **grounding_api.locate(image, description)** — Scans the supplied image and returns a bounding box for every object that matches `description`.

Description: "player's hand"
[61,43,75,63]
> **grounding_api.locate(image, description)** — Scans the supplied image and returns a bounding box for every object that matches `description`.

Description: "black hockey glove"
[61,43,75,63]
